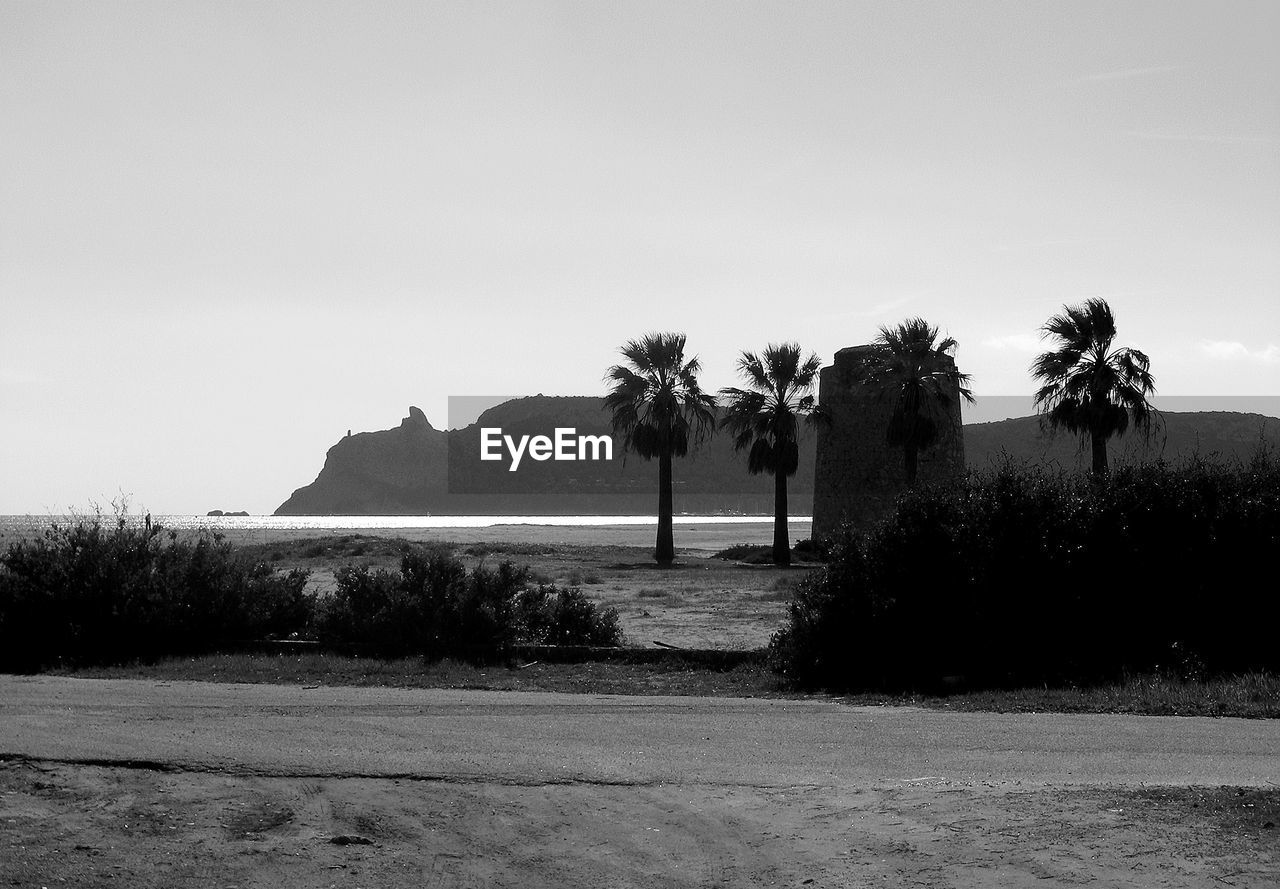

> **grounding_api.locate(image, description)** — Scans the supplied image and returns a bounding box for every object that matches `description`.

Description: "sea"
[0,514,811,552]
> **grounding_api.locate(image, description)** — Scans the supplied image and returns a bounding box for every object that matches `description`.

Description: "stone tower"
[811,345,966,541]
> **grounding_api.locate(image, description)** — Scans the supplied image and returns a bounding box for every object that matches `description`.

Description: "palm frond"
[718,342,822,479]
[860,319,973,454]
[603,332,717,461]
[1031,299,1157,448]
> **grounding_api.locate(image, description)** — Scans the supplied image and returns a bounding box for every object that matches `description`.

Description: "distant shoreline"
[0,513,808,526]
[0,514,811,553]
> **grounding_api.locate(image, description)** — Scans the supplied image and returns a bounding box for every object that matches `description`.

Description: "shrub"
[0,519,626,671]
[791,538,824,558]
[514,584,624,646]
[312,563,424,657]
[713,542,827,564]
[770,453,1280,691]
[712,543,763,561]
[0,513,311,671]
[314,549,623,659]
[315,547,521,660]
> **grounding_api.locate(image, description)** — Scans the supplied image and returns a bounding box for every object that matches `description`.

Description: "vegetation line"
[45,653,1280,718]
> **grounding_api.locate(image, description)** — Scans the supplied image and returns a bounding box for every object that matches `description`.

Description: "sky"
[2,1,1277,514]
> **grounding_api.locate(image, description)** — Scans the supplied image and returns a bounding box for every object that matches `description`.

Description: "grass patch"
[237,534,422,564]
[42,656,1280,717]
[759,575,799,601]
[835,672,1280,718]
[52,652,787,698]
[558,568,604,585]
[464,542,556,558]
[755,589,794,603]
[635,587,690,608]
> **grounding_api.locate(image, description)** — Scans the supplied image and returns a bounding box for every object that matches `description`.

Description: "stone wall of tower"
[811,345,966,541]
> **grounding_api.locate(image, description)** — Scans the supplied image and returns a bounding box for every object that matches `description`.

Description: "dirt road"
[2,676,1278,887]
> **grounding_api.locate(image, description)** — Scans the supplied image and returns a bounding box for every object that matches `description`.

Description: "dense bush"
[0,514,310,671]
[712,541,825,563]
[0,518,625,671]
[514,583,624,646]
[771,454,1280,690]
[314,548,623,659]
[315,547,522,659]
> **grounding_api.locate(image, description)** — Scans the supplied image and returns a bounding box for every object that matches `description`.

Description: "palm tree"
[1031,298,1156,475]
[605,332,717,565]
[858,318,974,485]
[719,343,824,566]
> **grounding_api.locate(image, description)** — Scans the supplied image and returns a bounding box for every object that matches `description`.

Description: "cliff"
[276,406,449,514]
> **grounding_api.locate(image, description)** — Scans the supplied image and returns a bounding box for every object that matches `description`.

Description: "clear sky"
[2,1,1277,514]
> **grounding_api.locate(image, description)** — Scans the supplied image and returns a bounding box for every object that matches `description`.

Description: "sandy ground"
[5,762,1278,888]
[2,678,1278,887]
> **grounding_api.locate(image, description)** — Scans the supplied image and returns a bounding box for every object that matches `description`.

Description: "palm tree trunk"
[1091,432,1108,475]
[904,444,919,486]
[656,448,675,565]
[773,471,790,567]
